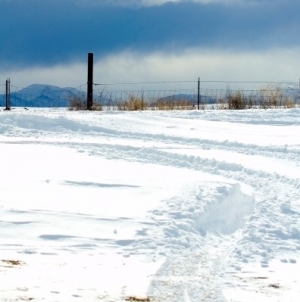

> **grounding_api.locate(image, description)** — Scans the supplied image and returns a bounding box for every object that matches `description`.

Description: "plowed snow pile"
[1,108,300,301]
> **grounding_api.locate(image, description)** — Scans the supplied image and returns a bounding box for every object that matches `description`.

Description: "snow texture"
[1,108,300,301]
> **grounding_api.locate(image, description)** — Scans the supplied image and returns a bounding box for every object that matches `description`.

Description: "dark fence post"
[87,53,94,110]
[197,77,200,110]
[5,78,11,110]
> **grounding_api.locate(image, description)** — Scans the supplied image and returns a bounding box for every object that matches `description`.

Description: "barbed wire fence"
[1,79,300,109]
[92,79,300,110]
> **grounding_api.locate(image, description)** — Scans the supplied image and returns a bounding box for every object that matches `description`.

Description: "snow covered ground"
[1,108,300,301]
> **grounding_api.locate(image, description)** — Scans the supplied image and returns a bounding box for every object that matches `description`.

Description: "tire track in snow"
[148,235,239,302]
[3,112,300,163]
[147,183,254,301]
[2,139,300,300]
[73,143,300,301]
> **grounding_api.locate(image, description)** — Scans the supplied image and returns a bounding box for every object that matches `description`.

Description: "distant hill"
[157,93,217,104]
[0,84,85,107]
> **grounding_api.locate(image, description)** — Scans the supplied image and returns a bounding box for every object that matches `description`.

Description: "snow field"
[1,108,300,301]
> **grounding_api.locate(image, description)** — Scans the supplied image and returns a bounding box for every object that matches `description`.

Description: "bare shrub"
[227,91,246,110]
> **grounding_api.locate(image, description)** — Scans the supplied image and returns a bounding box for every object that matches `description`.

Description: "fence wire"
[0,80,299,109]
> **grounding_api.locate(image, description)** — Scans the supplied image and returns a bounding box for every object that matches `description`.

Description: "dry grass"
[156,99,195,110]
[198,102,206,110]
[69,96,103,111]
[258,84,285,109]
[90,101,103,111]
[125,296,152,301]
[217,98,228,110]
[69,96,86,110]
[283,97,295,108]
[69,86,298,111]
[117,95,147,111]
[2,259,23,266]
[216,85,296,110]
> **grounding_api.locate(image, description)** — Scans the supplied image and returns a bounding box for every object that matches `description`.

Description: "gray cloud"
[2,47,300,89]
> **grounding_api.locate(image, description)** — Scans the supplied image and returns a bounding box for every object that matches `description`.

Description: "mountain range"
[0,84,85,108]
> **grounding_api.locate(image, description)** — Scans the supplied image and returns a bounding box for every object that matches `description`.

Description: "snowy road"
[1,108,300,301]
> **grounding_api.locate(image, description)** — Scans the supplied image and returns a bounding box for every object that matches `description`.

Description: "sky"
[1,0,300,89]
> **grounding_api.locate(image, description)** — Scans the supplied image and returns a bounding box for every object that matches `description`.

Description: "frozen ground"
[1,108,300,301]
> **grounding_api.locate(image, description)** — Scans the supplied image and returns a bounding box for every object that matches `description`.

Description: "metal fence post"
[87,53,94,110]
[5,78,11,110]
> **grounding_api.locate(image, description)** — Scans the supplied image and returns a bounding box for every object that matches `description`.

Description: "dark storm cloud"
[1,0,299,67]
